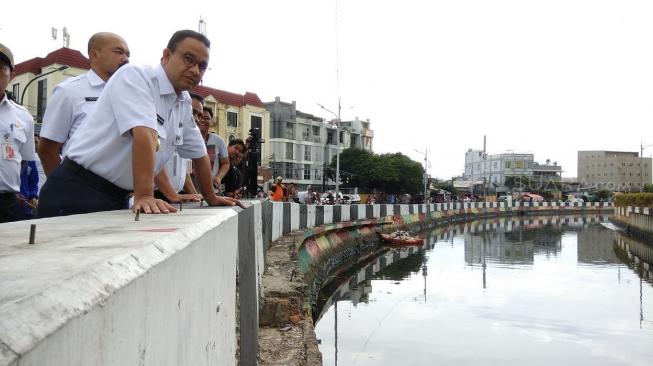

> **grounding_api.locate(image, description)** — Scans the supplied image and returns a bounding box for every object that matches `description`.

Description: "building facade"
[577,150,652,192]
[193,86,270,168]
[464,149,562,193]
[264,97,374,191]
[12,48,89,122]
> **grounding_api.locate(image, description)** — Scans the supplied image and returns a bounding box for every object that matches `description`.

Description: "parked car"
[498,195,510,202]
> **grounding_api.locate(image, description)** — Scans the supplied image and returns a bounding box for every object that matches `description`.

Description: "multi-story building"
[193,86,270,168]
[264,97,374,190]
[464,149,562,186]
[338,117,374,152]
[12,48,88,122]
[577,150,652,192]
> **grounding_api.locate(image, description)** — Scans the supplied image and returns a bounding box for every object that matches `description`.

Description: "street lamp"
[640,141,653,192]
[413,147,429,203]
[317,101,342,199]
[20,65,69,105]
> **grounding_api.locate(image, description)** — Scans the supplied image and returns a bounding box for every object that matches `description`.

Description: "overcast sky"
[2,0,652,179]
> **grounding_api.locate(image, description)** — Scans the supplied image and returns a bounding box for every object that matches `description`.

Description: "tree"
[329,148,424,194]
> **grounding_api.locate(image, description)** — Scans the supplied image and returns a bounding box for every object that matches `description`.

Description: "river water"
[314,214,653,366]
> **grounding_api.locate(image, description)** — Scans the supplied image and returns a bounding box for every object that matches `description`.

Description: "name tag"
[84,97,98,102]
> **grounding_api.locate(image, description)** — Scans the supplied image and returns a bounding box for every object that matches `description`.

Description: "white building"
[264,97,374,190]
[464,149,562,191]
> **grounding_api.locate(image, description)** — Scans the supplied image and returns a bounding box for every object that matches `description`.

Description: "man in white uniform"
[38,30,241,217]
[38,32,130,177]
[0,43,36,222]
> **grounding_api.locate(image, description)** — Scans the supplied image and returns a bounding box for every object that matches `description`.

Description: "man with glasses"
[39,32,130,177]
[0,43,36,222]
[39,30,242,217]
[196,106,229,192]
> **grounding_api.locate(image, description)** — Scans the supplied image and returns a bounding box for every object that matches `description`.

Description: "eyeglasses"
[176,51,208,73]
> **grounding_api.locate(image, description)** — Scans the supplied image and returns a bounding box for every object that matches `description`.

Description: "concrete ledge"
[0,208,240,366]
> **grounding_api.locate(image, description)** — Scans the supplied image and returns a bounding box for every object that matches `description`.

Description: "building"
[577,150,652,192]
[464,149,562,189]
[12,48,88,122]
[264,97,375,191]
[338,117,374,152]
[192,86,270,168]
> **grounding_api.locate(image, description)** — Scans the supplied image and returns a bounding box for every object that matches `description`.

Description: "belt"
[62,158,130,199]
[0,192,17,199]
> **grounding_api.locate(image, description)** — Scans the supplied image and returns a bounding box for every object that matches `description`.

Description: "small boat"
[378,231,424,246]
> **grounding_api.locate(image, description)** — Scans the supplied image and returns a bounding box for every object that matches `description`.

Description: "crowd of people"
[0,30,250,224]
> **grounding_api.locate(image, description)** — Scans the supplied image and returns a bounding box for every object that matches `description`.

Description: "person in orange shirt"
[270,176,286,202]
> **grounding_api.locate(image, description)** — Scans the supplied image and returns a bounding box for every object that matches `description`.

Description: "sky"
[2,0,653,180]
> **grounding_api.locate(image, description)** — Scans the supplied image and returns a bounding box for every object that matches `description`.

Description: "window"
[285,122,295,140]
[227,111,238,127]
[327,131,334,145]
[37,79,47,122]
[304,164,311,180]
[505,161,511,169]
[285,142,293,159]
[12,83,19,100]
[514,160,524,169]
[304,145,311,161]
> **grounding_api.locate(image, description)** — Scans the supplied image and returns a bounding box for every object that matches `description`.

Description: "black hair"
[167,30,210,51]
[228,138,246,149]
[203,106,213,118]
[189,92,204,104]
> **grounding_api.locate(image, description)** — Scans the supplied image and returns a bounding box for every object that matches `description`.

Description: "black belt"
[62,158,130,199]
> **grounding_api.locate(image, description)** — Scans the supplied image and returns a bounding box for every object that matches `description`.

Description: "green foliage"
[614,193,653,207]
[504,175,535,190]
[329,148,425,194]
[595,189,613,200]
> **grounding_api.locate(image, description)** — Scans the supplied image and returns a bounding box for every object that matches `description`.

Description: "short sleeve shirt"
[65,64,206,190]
[40,70,105,155]
[205,133,227,176]
[0,94,36,192]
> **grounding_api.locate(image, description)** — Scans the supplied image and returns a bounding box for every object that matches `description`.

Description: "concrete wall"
[0,203,265,366]
[612,206,653,237]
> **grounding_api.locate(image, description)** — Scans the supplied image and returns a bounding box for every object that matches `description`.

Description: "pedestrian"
[197,106,229,191]
[39,32,130,177]
[0,43,36,223]
[270,176,286,202]
[38,29,242,217]
[223,139,246,198]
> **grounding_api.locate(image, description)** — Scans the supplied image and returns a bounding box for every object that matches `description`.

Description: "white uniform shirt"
[0,94,36,192]
[40,69,105,155]
[164,155,190,193]
[65,63,206,190]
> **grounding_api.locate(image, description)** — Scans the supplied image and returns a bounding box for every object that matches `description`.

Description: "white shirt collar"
[86,69,105,87]
[154,64,176,96]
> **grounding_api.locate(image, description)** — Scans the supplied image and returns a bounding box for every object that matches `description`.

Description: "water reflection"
[315,214,653,366]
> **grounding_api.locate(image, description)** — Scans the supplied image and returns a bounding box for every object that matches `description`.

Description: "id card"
[2,139,16,160]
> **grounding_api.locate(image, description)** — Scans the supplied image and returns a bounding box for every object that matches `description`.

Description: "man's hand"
[169,193,203,203]
[206,195,246,209]
[132,194,178,214]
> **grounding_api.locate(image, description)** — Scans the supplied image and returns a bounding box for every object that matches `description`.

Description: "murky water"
[314,215,653,366]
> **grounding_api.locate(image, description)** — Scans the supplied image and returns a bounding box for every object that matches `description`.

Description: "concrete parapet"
[0,207,242,366]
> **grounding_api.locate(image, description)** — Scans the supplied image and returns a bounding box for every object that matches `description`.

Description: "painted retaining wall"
[611,206,653,237]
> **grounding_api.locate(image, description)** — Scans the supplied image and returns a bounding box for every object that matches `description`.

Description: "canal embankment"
[258,201,613,365]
